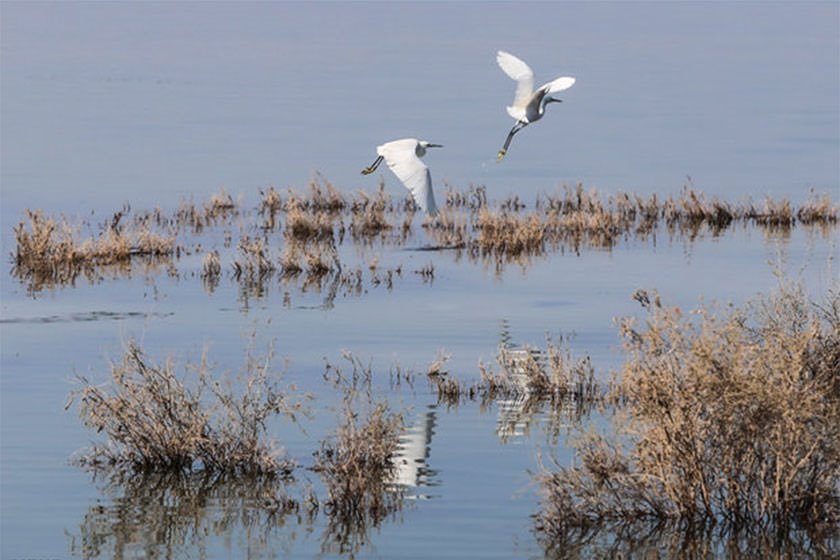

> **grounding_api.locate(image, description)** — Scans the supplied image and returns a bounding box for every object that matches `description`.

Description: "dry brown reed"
[349,185,393,239]
[13,209,175,292]
[314,353,404,551]
[258,186,283,230]
[12,185,838,294]
[475,208,546,257]
[479,341,598,403]
[284,194,338,242]
[796,191,838,226]
[535,283,840,544]
[747,196,794,228]
[205,187,237,220]
[444,184,488,211]
[201,250,222,293]
[70,340,305,476]
[232,234,275,281]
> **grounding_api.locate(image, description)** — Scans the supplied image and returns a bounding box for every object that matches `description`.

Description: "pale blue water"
[1,2,838,558]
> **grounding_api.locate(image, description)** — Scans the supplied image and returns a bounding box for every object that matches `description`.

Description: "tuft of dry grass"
[535,283,840,544]
[480,341,598,403]
[475,208,546,257]
[349,185,393,239]
[284,194,337,242]
[69,340,306,476]
[205,188,237,220]
[201,250,222,293]
[259,186,283,230]
[797,191,838,226]
[12,209,175,292]
[232,234,275,280]
[314,353,404,552]
[747,196,794,228]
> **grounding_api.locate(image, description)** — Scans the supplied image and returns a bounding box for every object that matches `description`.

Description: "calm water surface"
[1,2,838,558]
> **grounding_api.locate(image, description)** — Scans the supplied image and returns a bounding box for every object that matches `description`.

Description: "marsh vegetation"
[14,183,840,558]
[535,282,840,555]
[11,183,837,298]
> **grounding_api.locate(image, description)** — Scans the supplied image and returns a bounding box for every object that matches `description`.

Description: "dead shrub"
[535,283,840,544]
[70,340,306,476]
[314,354,404,553]
[314,352,404,519]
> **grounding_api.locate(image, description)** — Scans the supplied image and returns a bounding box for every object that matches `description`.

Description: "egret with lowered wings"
[361,138,442,217]
[495,51,575,161]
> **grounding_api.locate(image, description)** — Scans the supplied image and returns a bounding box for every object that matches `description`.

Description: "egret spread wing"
[543,76,576,94]
[497,51,534,116]
[378,139,437,216]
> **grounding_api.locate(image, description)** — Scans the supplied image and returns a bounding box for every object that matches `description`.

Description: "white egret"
[361,138,443,217]
[495,51,576,161]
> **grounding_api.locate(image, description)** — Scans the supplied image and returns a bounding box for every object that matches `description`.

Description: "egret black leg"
[497,122,527,161]
[361,155,384,175]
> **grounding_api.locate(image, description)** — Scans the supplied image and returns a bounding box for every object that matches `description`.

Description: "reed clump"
[284,194,337,242]
[13,209,175,291]
[747,196,794,228]
[349,185,393,239]
[201,250,222,293]
[535,283,840,543]
[314,354,404,543]
[480,341,598,403]
[475,208,546,257]
[205,188,237,220]
[70,341,305,476]
[259,186,283,230]
[796,191,838,226]
[232,234,275,282]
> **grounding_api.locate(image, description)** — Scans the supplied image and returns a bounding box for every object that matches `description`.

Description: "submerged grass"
[535,282,840,547]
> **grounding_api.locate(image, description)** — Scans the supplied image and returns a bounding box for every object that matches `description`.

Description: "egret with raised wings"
[361,138,442,217]
[495,51,575,161]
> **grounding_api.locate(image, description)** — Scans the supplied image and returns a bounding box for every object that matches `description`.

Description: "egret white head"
[495,51,575,161]
[361,138,443,217]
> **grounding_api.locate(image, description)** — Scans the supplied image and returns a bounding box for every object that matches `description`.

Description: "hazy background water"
[1,2,838,558]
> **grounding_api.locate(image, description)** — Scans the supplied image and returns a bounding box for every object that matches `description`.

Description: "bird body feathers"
[375,138,438,216]
[497,50,575,123]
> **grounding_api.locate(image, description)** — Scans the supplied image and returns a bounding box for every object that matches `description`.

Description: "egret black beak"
[545,97,563,104]
[427,143,444,148]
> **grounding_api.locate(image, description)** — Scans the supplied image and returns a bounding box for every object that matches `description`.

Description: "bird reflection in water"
[391,404,440,498]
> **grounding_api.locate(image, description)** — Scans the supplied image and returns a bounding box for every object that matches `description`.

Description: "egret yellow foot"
[497,149,507,161]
